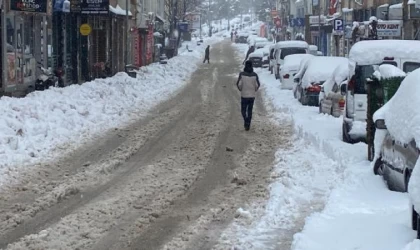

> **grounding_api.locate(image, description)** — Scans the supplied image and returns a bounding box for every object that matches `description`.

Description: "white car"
[309,45,318,56]
[280,54,314,89]
[318,62,349,117]
[342,40,420,144]
[273,40,309,80]
[294,56,349,106]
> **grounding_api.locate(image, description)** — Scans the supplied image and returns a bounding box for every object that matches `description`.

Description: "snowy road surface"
[0,40,291,249]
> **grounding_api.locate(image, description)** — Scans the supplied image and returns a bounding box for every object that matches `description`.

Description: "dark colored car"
[235,34,249,44]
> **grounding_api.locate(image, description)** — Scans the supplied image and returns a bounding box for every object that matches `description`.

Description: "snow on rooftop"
[283,54,314,72]
[349,40,420,65]
[389,3,402,8]
[302,57,349,88]
[276,40,309,49]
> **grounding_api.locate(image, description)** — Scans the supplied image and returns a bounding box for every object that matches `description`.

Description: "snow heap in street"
[0,36,222,187]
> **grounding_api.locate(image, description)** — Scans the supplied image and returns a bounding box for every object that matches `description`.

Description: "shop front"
[309,15,332,55]
[2,0,49,96]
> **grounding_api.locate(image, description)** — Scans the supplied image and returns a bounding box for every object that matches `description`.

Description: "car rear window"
[354,65,374,94]
[403,62,420,73]
[280,48,306,60]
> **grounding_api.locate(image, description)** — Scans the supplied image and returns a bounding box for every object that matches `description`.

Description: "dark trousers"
[203,56,210,63]
[241,97,255,126]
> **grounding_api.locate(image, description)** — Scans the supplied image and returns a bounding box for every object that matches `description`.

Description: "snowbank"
[0,36,223,187]
[301,57,348,88]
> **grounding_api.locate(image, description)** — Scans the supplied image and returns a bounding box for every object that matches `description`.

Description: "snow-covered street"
[1,29,420,250]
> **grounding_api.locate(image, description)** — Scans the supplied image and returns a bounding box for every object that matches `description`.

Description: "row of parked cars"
[260,37,420,239]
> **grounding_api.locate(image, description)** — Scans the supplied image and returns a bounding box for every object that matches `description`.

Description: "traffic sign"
[334,19,344,31]
[80,23,92,36]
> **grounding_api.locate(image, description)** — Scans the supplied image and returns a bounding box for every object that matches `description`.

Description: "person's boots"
[245,118,251,131]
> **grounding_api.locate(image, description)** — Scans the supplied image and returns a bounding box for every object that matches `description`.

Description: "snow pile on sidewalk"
[0,36,223,187]
[220,44,416,250]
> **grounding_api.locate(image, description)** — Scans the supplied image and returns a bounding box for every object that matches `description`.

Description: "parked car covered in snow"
[309,45,318,56]
[249,37,268,47]
[370,68,420,238]
[273,41,309,80]
[248,50,265,68]
[280,54,314,90]
[235,32,250,43]
[318,62,349,116]
[255,41,270,50]
[294,56,348,106]
[342,40,420,144]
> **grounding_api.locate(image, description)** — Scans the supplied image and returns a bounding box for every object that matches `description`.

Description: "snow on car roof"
[349,40,420,65]
[309,45,318,51]
[249,51,264,58]
[301,56,349,88]
[370,68,420,213]
[282,54,314,71]
[323,62,350,95]
[275,41,309,49]
[255,47,269,55]
[373,64,406,80]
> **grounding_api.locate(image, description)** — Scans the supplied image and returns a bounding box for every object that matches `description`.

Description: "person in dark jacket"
[203,45,210,63]
[231,31,234,41]
[236,60,261,131]
[243,45,255,64]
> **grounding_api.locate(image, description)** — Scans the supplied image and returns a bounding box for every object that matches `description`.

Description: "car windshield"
[280,48,307,60]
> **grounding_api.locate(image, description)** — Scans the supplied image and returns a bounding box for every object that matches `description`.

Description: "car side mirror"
[340,83,347,95]
[375,119,387,130]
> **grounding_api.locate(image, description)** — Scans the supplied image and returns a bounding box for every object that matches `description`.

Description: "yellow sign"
[80,24,92,36]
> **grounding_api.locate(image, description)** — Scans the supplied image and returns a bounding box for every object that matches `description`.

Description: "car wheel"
[417,215,420,239]
[405,170,412,192]
[300,89,308,105]
[412,206,419,230]
[319,101,323,113]
[342,122,354,143]
[270,67,273,74]
[293,88,297,99]
[373,157,385,176]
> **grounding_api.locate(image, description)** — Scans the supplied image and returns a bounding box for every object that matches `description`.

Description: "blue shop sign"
[178,22,189,32]
[290,18,305,27]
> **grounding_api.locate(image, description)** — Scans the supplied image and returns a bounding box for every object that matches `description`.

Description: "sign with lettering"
[376,20,402,37]
[10,0,47,12]
[80,0,108,14]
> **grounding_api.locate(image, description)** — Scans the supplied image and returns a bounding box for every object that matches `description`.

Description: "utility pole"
[125,0,129,69]
[318,6,321,51]
[402,0,411,39]
[209,0,212,37]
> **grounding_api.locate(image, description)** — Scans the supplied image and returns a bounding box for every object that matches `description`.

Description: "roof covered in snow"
[275,41,309,49]
[323,62,350,95]
[249,51,264,58]
[302,56,349,88]
[349,40,420,65]
[282,54,314,72]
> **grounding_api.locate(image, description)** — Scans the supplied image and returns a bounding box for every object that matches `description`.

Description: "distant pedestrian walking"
[231,31,234,41]
[236,60,260,131]
[203,45,210,64]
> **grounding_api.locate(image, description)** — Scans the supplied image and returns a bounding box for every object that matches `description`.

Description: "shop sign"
[309,15,327,25]
[80,0,108,14]
[178,22,189,32]
[10,0,47,13]
[376,20,402,37]
[290,18,305,27]
[132,29,140,66]
[80,23,92,36]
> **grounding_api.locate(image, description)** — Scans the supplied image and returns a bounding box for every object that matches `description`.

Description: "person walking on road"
[236,60,260,131]
[231,31,234,41]
[243,45,255,64]
[203,45,210,64]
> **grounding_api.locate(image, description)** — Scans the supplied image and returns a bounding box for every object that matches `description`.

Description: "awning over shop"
[109,4,132,16]
[155,14,166,23]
